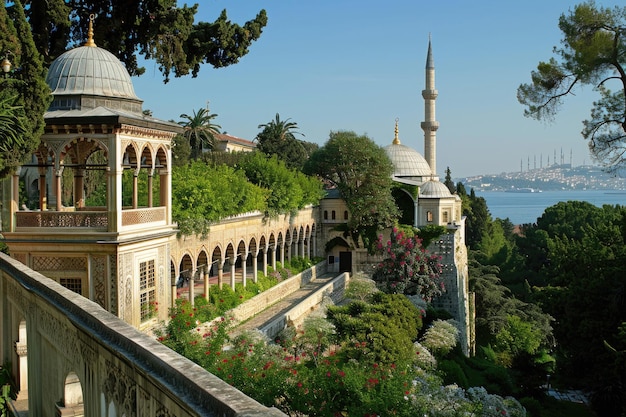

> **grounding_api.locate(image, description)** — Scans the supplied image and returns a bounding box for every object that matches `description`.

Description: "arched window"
[427,211,433,222]
[331,211,336,220]
[343,210,348,220]
[324,210,328,220]
[443,211,449,223]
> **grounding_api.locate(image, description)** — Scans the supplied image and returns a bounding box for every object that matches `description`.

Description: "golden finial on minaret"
[84,14,96,47]
[392,118,401,145]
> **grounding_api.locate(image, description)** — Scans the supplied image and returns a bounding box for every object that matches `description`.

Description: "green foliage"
[372,227,444,301]
[171,161,268,236]
[464,188,492,249]
[327,292,422,366]
[304,130,399,248]
[517,2,626,172]
[494,315,543,359]
[439,359,469,388]
[238,152,323,217]
[344,275,378,302]
[0,1,51,178]
[26,1,267,83]
[178,107,221,159]
[255,113,315,170]
[508,201,626,415]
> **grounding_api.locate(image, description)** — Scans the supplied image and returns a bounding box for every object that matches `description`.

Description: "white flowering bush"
[414,341,438,370]
[410,380,527,417]
[421,319,460,357]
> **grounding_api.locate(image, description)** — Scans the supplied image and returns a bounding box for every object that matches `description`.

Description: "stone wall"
[0,253,286,417]
[229,261,327,322]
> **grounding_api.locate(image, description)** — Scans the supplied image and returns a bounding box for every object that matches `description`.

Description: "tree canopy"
[304,131,399,248]
[0,1,50,178]
[255,113,312,170]
[178,107,221,159]
[517,1,626,172]
[24,0,268,82]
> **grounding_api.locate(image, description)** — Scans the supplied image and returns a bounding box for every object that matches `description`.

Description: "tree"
[24,0,268,82]
[372,227,444,302]
[238,152,324,217]
[512,201,626,413]
[304,131,399,248]
[0,1,51,178]
[256,113,309,169]
[517,2,626,172]
[178,107,221,159]
[444,166,455,194]
[171,161,268,236]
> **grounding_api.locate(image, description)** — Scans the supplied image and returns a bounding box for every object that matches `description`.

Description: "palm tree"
[257,113,303,142]
[0,93,27,153]
[178,107,221,159]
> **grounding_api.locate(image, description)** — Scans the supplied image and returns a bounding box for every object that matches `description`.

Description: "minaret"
[420,35,439,177]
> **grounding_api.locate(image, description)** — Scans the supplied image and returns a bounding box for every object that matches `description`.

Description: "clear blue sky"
[132,1,611,178]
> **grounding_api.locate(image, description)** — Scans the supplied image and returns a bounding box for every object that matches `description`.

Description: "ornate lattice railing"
[15,211,109,228]
[121,207,166,226]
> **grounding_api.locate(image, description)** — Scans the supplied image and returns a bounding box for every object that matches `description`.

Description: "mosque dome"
[383,121,432,178]
[46,45,139,100]
[420,179,453,198]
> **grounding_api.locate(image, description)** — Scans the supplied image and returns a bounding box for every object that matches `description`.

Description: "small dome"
[46,45,139,100]
[384,142,432,178]
[420,180,452,198]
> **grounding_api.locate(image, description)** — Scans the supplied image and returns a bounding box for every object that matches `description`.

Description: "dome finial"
[392,118,401,145]
[84,14,96,47]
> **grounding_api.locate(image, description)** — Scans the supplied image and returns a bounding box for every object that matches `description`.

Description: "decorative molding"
[32,256,86,271]
[92,255,107,309]
[103,360,136,417]
[38,310,79,360]
[109,255,118,315]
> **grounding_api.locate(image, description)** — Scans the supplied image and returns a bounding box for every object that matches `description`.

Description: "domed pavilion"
[3,17,182,329]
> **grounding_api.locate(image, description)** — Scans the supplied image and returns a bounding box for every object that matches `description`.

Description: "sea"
[476,190,626,225]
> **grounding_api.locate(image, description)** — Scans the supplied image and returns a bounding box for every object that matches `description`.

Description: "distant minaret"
[421,35,439,177]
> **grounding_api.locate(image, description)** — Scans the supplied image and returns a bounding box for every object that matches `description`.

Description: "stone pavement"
[231,272,338,337]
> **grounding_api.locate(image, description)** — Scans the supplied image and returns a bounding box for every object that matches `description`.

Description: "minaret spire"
[420,34,439,177]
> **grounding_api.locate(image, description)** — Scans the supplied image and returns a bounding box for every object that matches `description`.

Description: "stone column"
[74,168,85,208]
[203,266,210,301]
[55,167,63,211]
[188,267,196,306]
[217,262,224,290]
[229,258,236,290]
[132,171,139,209]
[252,255,258,283]
[262,249,268,277]
[147,169,154,208]
[241,252,247,288]
[38,170,47,211]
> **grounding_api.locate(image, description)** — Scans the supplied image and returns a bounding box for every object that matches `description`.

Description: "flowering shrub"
[421,319,460,358]
[372,227,444,301]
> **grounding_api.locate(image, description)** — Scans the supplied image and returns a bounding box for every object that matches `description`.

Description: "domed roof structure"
[420,179,453,198]
[383,121,432,179]
[45,20,143,115]
[46,46,140,100]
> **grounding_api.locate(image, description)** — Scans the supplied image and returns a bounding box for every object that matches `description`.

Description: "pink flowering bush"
[372,227,444,301]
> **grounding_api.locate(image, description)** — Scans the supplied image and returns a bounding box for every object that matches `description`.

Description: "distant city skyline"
[131,1,611,178]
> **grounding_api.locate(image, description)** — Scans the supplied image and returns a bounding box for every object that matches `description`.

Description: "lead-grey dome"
[46,45,139,100]
[383,142,432,179]
[420,180,452,198]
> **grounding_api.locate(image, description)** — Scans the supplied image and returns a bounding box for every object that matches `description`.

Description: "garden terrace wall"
[229,261,327,323]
